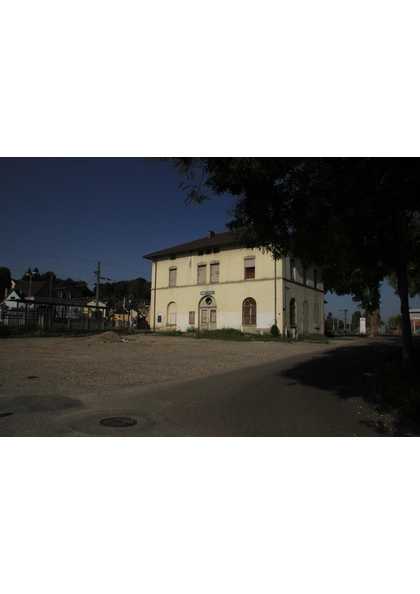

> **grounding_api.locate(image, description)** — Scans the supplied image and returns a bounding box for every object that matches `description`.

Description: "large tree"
[0,266,12,298]
[166,157,420,363]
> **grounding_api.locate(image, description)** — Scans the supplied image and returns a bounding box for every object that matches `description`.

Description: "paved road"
[0,337,417,436]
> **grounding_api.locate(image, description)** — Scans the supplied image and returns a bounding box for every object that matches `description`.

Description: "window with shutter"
[244,257,255,279]
[197,264,206,284]
[210,262,219,283]
[169,268,177,287]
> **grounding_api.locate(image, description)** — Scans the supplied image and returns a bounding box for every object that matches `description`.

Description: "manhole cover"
[100,417,137,427]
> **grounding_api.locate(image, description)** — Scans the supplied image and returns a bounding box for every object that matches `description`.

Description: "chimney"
[208,230,215,238]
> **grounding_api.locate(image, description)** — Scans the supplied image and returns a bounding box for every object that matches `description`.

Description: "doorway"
[303,300,309,333]
[199,295,217,330]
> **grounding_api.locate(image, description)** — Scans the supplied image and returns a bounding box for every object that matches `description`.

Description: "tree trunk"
[369,309,380,337]
[396,207,412,364]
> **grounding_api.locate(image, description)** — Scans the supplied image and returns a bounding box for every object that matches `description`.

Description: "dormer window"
[57,291,63,298]
[67,293,72,299]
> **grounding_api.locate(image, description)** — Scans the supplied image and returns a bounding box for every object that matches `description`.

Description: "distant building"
[409,309,420,333]
[1,279,95,324]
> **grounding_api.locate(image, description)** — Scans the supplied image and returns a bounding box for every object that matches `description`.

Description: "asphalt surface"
[0,336,417,436]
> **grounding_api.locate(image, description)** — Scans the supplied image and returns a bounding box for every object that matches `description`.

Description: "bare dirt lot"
[0,332,343,399]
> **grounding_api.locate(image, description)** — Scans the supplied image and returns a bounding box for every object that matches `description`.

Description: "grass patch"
[375,339,420,424]
[157,329,184,337]
[194,328,329,343]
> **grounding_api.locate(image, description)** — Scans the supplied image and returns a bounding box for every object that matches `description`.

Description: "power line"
[0,247,98,264]
[0,247,150,277]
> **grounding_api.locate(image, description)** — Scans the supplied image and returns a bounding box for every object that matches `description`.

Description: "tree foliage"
[98,278,150,305]
[166,157,420,362]
[0,266,12,298]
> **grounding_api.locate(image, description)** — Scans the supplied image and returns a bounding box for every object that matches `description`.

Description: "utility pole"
[26,271,33,298]
[95,262,100,317]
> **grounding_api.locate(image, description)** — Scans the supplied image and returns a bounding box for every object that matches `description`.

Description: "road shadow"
[279,337,419,436]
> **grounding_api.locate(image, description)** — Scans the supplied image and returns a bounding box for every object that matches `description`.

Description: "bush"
[270,324,280,337]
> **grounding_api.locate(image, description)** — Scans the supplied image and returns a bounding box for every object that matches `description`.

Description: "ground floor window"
[242,298,257,325]
[290,298,297,326]
[168,302,177,326]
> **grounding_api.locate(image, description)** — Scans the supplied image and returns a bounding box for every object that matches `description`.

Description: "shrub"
[270,324,280,337]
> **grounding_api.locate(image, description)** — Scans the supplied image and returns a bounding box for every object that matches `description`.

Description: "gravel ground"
[0,332,345,399]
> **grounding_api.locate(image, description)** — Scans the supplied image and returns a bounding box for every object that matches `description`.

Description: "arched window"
[290,298,297,326]
[243,298,257,325]
[167,302,177,326]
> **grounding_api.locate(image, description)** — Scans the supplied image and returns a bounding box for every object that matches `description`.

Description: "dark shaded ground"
[281,336,420,436]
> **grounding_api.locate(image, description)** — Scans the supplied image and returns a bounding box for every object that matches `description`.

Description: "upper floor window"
[67,292,72,299]
[314,303,320,325]
[197,264,206,285]
[57,291,63,299]
[244,257,255,280]
[169,267,177,287]
[290,259,296,281]
[210,262,219,283]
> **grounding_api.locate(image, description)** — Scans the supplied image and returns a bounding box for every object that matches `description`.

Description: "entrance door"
[199,296,217,330]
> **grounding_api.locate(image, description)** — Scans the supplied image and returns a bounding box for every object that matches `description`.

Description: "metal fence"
[1,301,111,333]
[1,298,150,333]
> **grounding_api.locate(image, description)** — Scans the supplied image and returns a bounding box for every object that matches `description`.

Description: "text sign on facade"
[200,291,215,295]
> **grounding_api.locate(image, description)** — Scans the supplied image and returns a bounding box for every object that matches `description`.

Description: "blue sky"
[1,157,418,321]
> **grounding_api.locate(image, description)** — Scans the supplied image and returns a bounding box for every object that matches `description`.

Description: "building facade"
[143,232,324,335]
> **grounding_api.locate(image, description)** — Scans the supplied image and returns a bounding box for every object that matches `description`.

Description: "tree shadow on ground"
[279,337,419,436]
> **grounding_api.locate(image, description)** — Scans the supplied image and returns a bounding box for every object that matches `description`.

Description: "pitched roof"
[143,231,239,259]
[13,280,92,301]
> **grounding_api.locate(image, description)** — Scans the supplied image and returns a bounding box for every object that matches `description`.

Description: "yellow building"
[143,231,324,335]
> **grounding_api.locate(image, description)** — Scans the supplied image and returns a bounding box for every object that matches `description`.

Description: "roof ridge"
[143,230,238,259]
